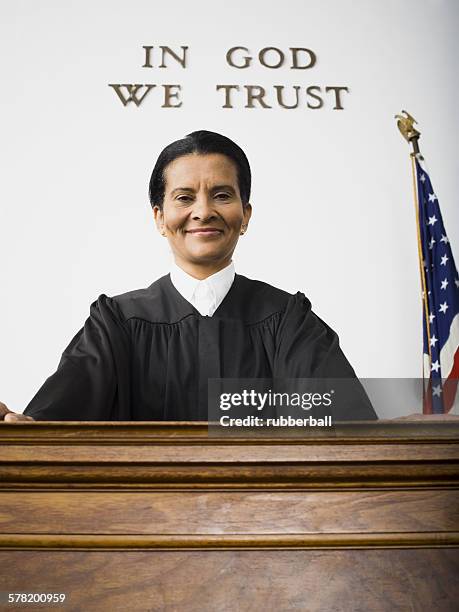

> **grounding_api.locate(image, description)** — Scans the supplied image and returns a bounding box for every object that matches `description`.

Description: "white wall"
[1,0,458,416]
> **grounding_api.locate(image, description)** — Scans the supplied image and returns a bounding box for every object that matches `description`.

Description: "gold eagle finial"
[395,110,420,142]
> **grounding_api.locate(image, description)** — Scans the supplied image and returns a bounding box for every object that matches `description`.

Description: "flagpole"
[410,153,433,365]
[395,111,432,368]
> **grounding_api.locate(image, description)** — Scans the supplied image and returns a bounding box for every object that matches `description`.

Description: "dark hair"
[148,130,251,209]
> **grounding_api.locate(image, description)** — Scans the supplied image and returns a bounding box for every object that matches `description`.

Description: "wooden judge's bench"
[0,421,458,611]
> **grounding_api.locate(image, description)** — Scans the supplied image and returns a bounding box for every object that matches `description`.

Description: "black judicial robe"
[24,274,377,421]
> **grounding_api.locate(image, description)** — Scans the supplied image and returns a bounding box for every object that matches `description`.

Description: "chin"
[189,249,227,263]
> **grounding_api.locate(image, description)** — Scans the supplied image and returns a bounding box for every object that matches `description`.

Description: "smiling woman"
[153,152,252,279]
[1,130,377,422]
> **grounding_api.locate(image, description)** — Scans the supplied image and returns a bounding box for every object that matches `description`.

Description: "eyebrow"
[170,185,236,196]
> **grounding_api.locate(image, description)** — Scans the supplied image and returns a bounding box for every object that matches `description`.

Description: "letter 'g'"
[220,393,232,410]
[226,47,251,69]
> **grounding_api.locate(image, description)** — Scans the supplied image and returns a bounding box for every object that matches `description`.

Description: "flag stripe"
[439,313,459,379]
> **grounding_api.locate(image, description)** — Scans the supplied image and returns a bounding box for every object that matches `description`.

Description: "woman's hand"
[0,401,34,422]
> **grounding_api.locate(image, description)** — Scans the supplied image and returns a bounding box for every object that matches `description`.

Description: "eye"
[215,192,231,200]
[176,195,193,203]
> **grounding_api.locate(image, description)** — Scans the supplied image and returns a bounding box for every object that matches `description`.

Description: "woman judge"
[1,130,377,421]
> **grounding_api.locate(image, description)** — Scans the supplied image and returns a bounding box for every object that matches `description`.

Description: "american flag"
[416,156,459,413]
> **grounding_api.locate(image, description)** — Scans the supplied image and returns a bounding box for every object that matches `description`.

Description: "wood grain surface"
[0,550,458,611]
[0,421,458,610]
[0,490,457,535]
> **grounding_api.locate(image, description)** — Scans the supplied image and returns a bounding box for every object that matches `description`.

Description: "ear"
[153,206,165,234]
[243,203,252,226]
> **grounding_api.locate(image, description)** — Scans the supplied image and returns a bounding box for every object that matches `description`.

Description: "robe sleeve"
[23,295,131,421]
[274,292,378,420]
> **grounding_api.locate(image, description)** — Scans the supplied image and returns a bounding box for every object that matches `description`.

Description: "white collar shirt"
[170,261,235,317]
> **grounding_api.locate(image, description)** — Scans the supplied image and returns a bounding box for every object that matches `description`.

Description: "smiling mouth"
[186,228,224,236]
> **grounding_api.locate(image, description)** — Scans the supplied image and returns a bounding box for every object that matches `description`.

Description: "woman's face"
[154,153,252,274]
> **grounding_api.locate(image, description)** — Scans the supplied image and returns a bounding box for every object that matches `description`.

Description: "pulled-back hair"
[148,130,251,209]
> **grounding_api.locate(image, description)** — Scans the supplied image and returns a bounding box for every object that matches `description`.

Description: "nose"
[191,194,217,221]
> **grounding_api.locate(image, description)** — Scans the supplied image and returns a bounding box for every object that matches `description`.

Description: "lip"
[186,228,224,236]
